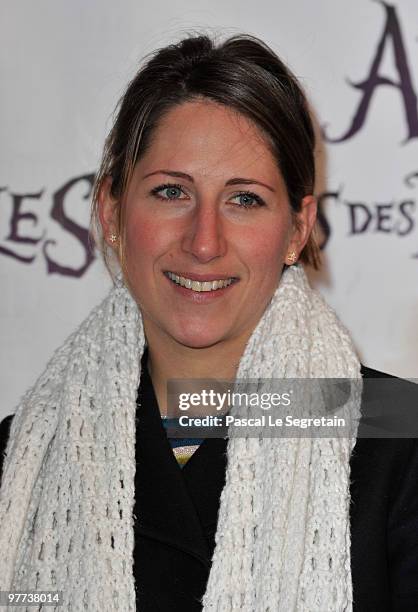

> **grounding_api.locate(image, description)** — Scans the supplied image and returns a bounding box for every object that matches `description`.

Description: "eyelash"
[149,183,266,209]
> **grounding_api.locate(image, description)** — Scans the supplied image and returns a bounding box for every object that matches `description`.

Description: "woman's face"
[100,99,315,350]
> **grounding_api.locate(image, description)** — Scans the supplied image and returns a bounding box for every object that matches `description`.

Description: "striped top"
[161,417,203,468]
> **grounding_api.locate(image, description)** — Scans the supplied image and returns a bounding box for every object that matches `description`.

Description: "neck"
[144,326,250,417]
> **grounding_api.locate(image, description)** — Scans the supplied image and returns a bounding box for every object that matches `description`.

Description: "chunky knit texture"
[0,265,361,611]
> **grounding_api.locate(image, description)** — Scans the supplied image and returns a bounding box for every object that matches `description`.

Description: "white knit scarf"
[0,265,361,611]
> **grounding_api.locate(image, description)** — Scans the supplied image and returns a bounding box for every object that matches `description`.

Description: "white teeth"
[166,272,235,292]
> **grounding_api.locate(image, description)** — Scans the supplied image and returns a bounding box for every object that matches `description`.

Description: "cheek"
[238,224,289,270]
[124,212,168,265]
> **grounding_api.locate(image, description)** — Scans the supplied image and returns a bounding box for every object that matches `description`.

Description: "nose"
[181,201,227,263]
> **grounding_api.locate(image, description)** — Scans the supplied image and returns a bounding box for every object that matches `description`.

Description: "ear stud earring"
[109,234,118,244]
[287,251,297,264]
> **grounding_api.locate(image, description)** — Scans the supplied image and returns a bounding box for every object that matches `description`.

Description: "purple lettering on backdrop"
[347,203,373,234]
[316,190,340,249]
[375,204,393,232]
[0,189,45,262]
[316,178,416,244]
[323,1,418,143]
[397,201,415,236]
[405,171,418,256]
[43,173,96,277]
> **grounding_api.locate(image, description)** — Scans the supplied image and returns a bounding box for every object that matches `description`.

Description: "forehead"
[138,99,281,181]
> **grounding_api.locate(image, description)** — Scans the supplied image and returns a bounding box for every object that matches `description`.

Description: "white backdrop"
[1,0,418,417]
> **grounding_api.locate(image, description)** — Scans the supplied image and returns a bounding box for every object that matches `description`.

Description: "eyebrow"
[142,169,276,193]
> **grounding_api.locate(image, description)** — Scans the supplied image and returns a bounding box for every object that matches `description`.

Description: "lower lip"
[164,274,238,303]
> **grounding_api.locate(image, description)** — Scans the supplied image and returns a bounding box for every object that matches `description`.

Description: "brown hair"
[91,32,321,273]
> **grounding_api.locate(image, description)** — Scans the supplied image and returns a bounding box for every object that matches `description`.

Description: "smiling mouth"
[164,271,239,292]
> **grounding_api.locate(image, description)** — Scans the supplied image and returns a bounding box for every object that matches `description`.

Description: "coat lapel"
[134,349,227,564]
[181,437,228,559]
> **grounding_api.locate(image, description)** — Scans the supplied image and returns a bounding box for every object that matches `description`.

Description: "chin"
[169,325,228,351]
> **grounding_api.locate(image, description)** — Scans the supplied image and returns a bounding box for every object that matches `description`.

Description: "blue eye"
[150,184,265,209]
[231,191,265,209]
[150,183,187,200]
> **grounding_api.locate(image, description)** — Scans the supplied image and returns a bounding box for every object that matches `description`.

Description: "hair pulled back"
[91,33,320,271]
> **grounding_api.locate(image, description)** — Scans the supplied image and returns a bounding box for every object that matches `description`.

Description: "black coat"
[1,356,418,611]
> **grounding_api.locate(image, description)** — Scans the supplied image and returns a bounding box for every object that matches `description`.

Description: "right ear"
[98,175,119,249]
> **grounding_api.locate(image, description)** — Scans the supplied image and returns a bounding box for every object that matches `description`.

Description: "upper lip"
[164,271,238,282]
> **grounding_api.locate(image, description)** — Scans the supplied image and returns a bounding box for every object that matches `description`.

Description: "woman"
[1,33,417,612]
